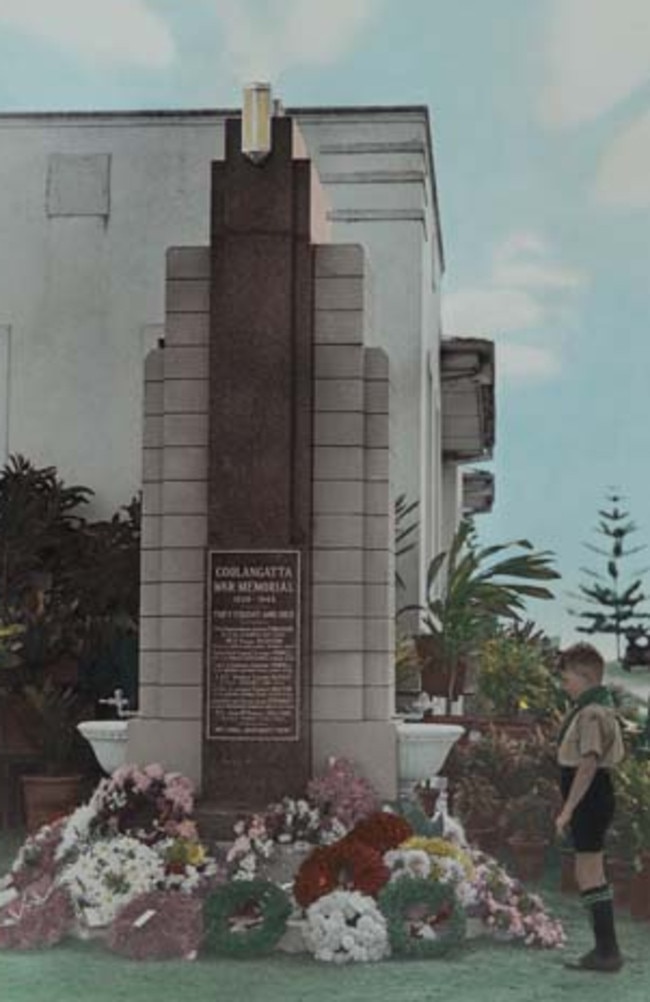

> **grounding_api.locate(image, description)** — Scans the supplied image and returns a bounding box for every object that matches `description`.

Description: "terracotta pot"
[21,774,83,833]
[465,825,501,858]
[415,636,467,700]
[629,855,650,921]
[607,857,632,909]
[560,851,578,894]
[507,835,547,883]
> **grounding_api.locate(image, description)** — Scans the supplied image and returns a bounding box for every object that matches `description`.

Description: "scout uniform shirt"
[557,702,625,768]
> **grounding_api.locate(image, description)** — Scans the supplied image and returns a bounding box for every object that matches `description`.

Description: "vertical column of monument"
[203,115,314,807]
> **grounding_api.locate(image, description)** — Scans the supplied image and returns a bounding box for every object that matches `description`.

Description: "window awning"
[440,337,495,462]
[462,468,495,515]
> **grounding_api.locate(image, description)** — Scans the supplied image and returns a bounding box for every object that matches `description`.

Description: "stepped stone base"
[194,800,247,842]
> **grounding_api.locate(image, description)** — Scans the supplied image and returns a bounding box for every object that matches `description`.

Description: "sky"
[0,0,649,652]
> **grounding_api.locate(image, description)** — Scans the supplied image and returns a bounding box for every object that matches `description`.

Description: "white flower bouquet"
[304,890,390,964]
[58,836,164,931]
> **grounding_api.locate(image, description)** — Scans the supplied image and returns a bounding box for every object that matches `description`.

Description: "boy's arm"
[557,752,599,825]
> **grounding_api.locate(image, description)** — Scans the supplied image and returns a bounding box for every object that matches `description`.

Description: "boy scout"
[556,642,625,972]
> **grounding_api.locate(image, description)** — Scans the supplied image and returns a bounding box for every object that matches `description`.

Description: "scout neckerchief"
[557,685,614,746]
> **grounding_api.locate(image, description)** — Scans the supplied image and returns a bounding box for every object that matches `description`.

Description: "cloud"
[443,232,585,338]
[443,232,585,383]
[492,232,585,290]
[443,288,543,337]
[497,344,561,382]
[0,0,175,68]
[211,0,379,80]
[593,110,650,208]
[540,0,650,128]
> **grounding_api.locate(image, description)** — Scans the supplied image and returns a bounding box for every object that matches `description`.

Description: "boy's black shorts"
[560,767,615,852]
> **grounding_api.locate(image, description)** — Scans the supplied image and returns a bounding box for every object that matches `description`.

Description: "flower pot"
[21,774,82,833]
[629,855,650,921]
[465,825,501,858]
[507,836,547,883]
[607,857,632,909]
[415,637,467,700]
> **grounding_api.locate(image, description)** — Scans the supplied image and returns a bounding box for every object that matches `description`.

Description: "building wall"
[0,107,444,611]
[441,461,463,555]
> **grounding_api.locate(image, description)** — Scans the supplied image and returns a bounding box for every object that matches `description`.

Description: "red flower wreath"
[293,840,390,909]
[345,811,413,855]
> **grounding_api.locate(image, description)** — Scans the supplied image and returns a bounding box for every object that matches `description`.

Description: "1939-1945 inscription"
[206,550,300,741]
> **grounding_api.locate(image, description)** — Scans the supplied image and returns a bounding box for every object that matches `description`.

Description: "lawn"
[1,834,649,1002]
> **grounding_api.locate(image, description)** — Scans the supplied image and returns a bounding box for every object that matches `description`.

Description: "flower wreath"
[107,890,203,961]
[346,811,413,854]
[293,840,389,909]
[400,836,474,880]
[378,877,466,958]
[304,890,390,964]
[203,879,291,957]
[0,880,74,951]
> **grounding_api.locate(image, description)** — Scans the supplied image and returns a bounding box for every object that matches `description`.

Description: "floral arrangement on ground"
[0,757,566,961]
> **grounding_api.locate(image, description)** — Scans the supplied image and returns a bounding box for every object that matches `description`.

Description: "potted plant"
[19,677,88,831]
[395,635,422,713]
[411,520,560,713]
[614,756,650,921]
[475,629,563,727]
[504,781,559,883]
[453,775,503,856]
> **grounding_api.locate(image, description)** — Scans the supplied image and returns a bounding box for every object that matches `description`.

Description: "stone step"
[194,800,249,842]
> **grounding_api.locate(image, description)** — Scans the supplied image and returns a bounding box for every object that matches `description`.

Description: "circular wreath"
[346,811,413,854]
[378,877,466,959]
[304,890,390,963]
[203,879,291,957]
[107,891,204,961]
[294,840,389,909]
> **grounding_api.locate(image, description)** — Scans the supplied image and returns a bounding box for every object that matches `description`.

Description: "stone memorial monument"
[127,88,397,832]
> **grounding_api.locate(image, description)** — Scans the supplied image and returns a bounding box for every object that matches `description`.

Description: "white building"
[0,103,494,617]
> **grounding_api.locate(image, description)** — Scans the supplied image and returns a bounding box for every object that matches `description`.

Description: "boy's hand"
[555,807,572,837]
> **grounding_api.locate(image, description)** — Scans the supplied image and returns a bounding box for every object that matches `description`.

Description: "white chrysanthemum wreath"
[304,890,390,964]
[58,836,165,930]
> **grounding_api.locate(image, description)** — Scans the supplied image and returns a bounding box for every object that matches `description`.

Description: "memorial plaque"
[207,549,300,741]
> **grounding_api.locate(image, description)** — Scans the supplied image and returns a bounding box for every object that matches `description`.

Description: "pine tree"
[569,491,650,664]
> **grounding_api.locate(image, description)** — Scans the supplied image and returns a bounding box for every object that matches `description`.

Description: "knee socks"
[581,884,619,958]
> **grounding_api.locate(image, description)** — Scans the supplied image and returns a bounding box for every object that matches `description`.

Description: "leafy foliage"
[0,454,141,772]
[394,493,418,592]
[476,630,563,719]
[19,678,85,774]
[410,519,560,706]
[0,454,91,615]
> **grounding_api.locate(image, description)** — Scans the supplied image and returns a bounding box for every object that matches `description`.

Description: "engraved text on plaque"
[206,550,300,741]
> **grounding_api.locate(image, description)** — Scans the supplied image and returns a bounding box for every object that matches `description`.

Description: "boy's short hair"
[558,642,604,682]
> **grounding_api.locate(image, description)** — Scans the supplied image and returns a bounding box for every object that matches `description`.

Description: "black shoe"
[564,950,624,973]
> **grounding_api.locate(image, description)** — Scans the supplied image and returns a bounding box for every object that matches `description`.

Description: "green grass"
[1,835,650,1002]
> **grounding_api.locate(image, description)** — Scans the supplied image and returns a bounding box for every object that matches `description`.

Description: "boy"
[556,642,625,973]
